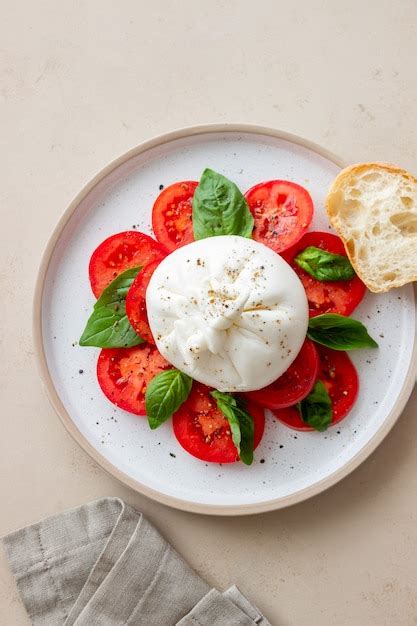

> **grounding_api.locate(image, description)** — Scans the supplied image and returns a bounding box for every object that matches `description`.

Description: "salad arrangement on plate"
[80,168,379,465]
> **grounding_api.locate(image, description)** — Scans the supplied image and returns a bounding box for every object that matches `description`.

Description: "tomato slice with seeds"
[282,231,366,317]
[273,345,359,431]
[272,405,311,431]
[244,180,313,253]
[89,231,167,298]
[244,339,319,409]
[152,181,198,251]
[125,259,161,344]
[97,345,171,415]
[317,346,359,424]
[173,383,265,463]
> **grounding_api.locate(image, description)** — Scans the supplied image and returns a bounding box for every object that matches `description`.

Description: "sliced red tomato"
[97,344,171,415]
[172,383,265,463]
[272,405,311,431]
[317,346,359,423]
[244,339,319,409]
[282,231,366,317]
[244,180,313,253]
[152,181,198,251]
[125,259,161,344]
[273,345,359,431]
[89,231,167,298]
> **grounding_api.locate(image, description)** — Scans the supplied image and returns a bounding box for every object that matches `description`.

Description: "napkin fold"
[2,497,270,625]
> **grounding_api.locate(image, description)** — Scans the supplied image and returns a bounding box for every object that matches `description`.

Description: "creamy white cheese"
[146,235,308,392]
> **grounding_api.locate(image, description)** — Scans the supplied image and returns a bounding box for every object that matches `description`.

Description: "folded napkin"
[2,497,270,625]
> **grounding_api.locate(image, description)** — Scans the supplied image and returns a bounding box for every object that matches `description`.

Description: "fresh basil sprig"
[299,380,332,432]
[307,313,378,350]
[295,246,355,281]
[79,267,143,348]
[145,369,193,430]
[211,391,255,465]
[192,168,254,240]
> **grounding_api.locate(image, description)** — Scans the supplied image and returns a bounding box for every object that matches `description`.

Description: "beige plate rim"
[32,123,417,516]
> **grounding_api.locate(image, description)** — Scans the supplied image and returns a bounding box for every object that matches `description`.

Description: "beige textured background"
[1,1,417,624]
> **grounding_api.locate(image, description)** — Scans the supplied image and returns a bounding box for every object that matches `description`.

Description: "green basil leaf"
[211,391,255,465]
[79,267,143,348]
[307,313,378,350]
[295,246,356,281]
[211,391,242,454]
[192,168,254,240]
[145,369,193,430]
[299,380,332,432]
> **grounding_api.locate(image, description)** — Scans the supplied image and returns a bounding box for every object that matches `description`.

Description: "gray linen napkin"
[2,497,270,626]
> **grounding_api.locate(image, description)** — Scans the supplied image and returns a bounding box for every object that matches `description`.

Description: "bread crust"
[325,162,417,293]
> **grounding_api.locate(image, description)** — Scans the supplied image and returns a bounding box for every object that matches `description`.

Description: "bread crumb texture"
[325,162,417,292]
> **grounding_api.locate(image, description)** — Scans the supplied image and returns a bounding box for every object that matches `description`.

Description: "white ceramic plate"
[34,124,417,515]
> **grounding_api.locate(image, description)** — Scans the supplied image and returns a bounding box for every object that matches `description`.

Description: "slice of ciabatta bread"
[325,162,417,293]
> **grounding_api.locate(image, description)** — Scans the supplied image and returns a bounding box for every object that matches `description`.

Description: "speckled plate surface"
[33,124,417,515]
